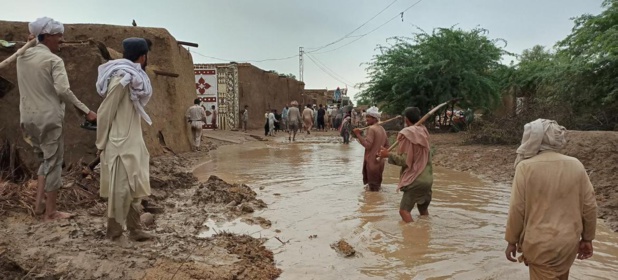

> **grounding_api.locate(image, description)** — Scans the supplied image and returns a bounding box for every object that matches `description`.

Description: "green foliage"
[360,27,508,115]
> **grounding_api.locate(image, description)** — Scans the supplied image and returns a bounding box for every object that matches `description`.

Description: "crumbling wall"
[237,64,305,129]
[0,21,195,170]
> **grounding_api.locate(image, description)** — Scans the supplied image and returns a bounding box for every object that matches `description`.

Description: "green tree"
[359,27,508,115]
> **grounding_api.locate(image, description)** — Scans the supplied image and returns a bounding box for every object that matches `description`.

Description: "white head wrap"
[514,118,566,168]
[29,17,64,37]
[366,106,381,120]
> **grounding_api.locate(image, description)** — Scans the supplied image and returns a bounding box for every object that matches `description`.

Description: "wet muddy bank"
[0,132,281,280]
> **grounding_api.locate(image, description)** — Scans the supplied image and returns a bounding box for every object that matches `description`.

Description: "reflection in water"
[194,137,618,280]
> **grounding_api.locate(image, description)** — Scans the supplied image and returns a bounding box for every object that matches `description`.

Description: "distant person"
[287,101,302,141]
[334,104,343,130]
[185,98,207,151]
[326,106,333,130]
[210,105,217,130]
[96,37,154,241]
[353,106,389,191]
[340,112,352,144]
[317,104,326,131]
[302,104,314,135]
[274,109,281,132]
[18,17,97,221]
[361,109,367,127]
[378,107,433,223]
[281,106,289,132]
[264,110,269,136]
[242,105,249,132]
[504,119,597,279]
[313,105,318,130]
[268,109,278,136]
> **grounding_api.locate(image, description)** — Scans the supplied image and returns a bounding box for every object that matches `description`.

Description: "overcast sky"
[2,0,604,100]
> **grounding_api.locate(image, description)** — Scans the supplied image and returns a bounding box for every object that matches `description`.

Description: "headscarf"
[29,17,64,37]
[290,100,298,106]
[366,106,381,120]
[397,125,430,188]
[514,119,567,168]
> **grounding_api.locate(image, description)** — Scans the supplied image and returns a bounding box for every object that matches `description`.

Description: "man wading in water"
[378,107,433,222]
[505,119,597,279]
[353,106,389,191]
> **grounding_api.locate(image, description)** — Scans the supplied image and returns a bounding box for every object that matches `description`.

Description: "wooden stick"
[0,40,36,70]
[385,98,462,153]
[153,70,179,78]
[177,41,199,48]
[358,115,401,131]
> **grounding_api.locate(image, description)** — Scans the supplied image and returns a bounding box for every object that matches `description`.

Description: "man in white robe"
[96,38,154,241]
[505,119,597,279]
[18,17,97,221]
[186,98,207,151]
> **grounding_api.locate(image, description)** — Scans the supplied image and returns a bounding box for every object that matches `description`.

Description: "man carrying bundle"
[377,107,433,222]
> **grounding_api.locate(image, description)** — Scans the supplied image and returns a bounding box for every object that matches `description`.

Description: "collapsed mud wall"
[0,21,195,170]
[237,64,305,129]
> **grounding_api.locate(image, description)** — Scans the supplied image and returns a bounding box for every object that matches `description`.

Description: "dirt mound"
[330,239,356,257]
[150,155,197,189]
[213,232,282,279]
[193,175,266,209]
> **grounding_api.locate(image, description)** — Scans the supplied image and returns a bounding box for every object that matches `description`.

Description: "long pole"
[0,39,36,70]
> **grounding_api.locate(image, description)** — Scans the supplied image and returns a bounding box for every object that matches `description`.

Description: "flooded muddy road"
[194,135,618,280]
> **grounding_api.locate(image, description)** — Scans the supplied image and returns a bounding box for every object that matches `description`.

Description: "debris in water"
[330,239,356,257]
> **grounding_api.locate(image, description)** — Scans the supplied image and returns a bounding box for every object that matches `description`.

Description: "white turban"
[514,118,566,168]
[366,106,381,120]
[29,17,64,37]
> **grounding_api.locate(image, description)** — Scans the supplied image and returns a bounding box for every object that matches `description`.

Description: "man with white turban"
[505,119,597,279]
[17,17,97,221]
[96,37,154,241]
[353,106,389,191]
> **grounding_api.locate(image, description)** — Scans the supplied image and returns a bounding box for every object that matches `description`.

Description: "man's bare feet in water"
[44,211,75,222]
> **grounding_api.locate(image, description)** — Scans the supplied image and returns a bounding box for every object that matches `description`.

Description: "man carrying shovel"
[377,107,433,223]
[353,106,389,191]
[17,17,97,221]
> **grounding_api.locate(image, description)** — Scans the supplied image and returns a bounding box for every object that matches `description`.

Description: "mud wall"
[237,64,305,129]
[0,21,195,169]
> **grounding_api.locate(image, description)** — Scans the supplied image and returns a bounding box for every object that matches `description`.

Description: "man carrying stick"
[353,106,389,191]
[378,107,433,222]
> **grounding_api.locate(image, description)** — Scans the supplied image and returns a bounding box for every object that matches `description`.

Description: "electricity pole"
[299,47,304,82]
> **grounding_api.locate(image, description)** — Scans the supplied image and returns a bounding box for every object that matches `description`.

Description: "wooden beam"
[153,70,179,78]
[177,41,198,48]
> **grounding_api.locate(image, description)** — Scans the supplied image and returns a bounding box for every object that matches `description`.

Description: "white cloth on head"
[514,119,566,167]
[29,17,64,37]
[96,59,153,125]
[366,106,381,120]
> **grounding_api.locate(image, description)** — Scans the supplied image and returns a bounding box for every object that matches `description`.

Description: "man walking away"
[96,37,154,241]
[340,112,352,144]
[18,17,97,221]
[317,104,326,131]
[334,104,343,131]
[185,98,207,151]
[268,109,278,136]
[302,104,314,135]
[210,105,217,130]
[505,119,597,279]
[353,106,389,191]
[281,106,289,132]
[242,105,249,132]
[287,101,302,141]
[378,107,432,223]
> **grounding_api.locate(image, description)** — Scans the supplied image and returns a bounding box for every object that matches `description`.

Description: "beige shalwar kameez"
[505,151,597,279]
[185,105,207,149]
[17,44,91,192]
[360,125,389,191]
[96,76,151,228]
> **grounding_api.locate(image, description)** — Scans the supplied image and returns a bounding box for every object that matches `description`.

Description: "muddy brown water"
[194,135,618,280]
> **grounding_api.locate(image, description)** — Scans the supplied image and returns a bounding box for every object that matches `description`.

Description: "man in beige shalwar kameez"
[186,98,207,151]
[18,17,97,221]
[353,106,389,191]
[505,119,597,279]
[96,38,154,241]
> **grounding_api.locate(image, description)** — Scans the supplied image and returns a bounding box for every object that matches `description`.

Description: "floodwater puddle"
[194,135,618,279]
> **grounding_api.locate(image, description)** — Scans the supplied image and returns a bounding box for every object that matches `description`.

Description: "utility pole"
[299,47,304,82]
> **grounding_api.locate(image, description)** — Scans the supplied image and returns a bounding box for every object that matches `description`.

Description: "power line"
[189,49,298,63]
[306,0,399,53]
[308,0,424,54]
[305,53,351,86]
[306,53,354,86]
